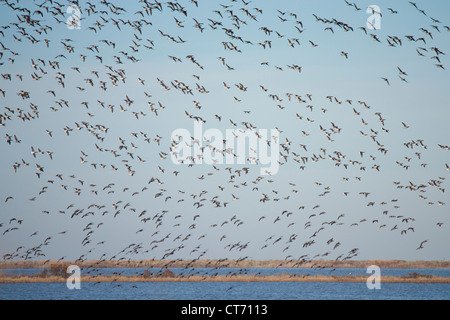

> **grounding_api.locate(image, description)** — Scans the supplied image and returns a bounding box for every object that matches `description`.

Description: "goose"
[416,240,428,250]
[387,8,398,14]
[397,67,408,76]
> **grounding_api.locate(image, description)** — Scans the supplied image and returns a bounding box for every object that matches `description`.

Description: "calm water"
[3,267,450,278]
[1,268,449,300]
[1,281,449,300]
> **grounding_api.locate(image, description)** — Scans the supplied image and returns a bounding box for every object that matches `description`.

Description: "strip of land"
[1,259,450,269]
[1,259,449,283]
[1,274,449,284]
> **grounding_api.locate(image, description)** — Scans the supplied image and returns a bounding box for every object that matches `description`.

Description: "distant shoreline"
[2,259,449,284]
[1,259,450,269]
[1,274,449,284]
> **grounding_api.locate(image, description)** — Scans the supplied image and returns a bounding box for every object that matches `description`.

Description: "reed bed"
[1,259,450,270]
[1,273,449,284]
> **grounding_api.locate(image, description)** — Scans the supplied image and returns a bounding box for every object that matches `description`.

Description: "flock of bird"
[0,0,449,279]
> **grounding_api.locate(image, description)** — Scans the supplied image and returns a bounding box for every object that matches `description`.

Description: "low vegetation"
[1,259,449,284]
[1,272,449,284]
[1,259,450,270]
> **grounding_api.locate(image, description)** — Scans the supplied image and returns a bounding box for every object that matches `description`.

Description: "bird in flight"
[0,0,447,277]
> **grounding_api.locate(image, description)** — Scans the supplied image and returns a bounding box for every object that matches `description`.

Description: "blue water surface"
[1,269,449,300]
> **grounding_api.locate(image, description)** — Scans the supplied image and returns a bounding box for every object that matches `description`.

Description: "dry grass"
[1,259,449,284]
[1,259,450,270]
[1,273,449,284]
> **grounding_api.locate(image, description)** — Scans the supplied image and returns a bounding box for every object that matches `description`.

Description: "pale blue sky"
[0,0,449,263]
